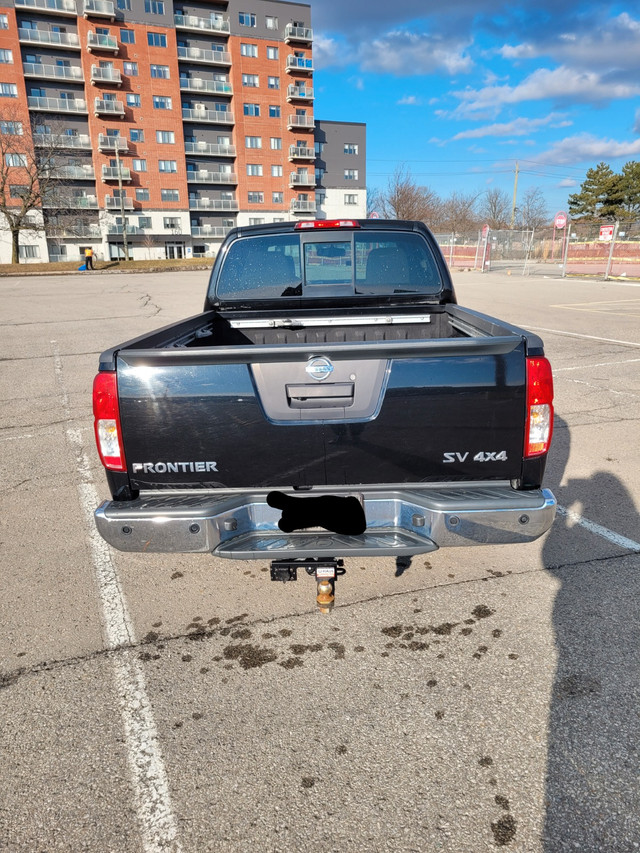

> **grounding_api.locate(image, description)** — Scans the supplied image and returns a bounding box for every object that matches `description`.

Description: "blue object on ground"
[78,264,87,271]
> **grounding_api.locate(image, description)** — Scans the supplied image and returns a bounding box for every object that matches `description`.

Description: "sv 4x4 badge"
[443,451,508,463]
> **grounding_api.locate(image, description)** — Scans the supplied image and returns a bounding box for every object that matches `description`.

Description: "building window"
[272,191,283,204]
[0,49,13,63]
[130,128,144,141]
[267,76,280,89]
[150,64,170,78]
[249,217,265,225]
[153,95,172,109]
[247,192,264,203]
[10,185,28,198]
[126,93,141,107]
[120,29,135,43]
[138,216,152,228]
[270,137,282,150]
[239,12,256,27]
[163,216,180,228]
[19,245,40,259]
[240,43,257,57]
[269,105,280,118]
[243,103,260,117]
[116,0,131,10]
[271,164,283,177]
[267,46,278,60]
[245,136,261,149]
[144,0,164,13]
[161,188,179,201]
[159,160,177,172]
[242,74,259,87]
[0,14,8,28]
[123,61,138,76]
[315,141,325,155]
[344,143,359,155]
[133,159,147,171]
[246,164,263,176]
[136,188,150,201]
[1,121,22,135]
[5,153,27,167]
[344,169,358,180]
[265,15,278,29]
[147,32,167,47]
[0,83,18,98]
[344,194,358,205]
[156,130,174,143]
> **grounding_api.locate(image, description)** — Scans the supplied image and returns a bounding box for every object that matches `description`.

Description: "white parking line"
[527,327,640,348]
[0,434,35,441]
[52,342,182,853]
[553,357,640,373]
[557,505,640,552]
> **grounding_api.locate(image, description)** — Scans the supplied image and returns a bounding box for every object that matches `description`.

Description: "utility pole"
[114,144,129,261]
[510,160,519,229]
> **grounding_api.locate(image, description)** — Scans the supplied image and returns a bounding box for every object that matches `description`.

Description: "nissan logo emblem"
[306,356,334,381]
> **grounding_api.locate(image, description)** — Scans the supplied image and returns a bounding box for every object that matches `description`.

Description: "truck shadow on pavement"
[542,416,640,852]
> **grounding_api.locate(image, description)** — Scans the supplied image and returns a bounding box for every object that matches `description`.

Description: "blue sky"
[306,0,640,216]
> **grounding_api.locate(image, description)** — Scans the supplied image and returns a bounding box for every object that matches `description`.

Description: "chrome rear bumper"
[95,484,556,559]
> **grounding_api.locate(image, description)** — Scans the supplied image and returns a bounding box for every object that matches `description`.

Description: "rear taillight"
[294,219,361,230]
[93,371,126,471]
[525,357,554,457]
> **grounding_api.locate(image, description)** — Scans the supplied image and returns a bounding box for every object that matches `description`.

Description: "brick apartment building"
[0,0,366,262]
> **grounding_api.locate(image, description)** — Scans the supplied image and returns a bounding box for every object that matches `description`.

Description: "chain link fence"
[435,221,640,279]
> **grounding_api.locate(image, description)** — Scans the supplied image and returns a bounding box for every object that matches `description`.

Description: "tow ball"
[270,558,346,614]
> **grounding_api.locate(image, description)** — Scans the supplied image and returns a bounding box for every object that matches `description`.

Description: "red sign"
[482,224,490,239]
[599,224,615,241]
[554,211,567,229]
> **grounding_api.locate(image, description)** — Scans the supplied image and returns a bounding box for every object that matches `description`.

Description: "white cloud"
[397,95,423,105]
[452,66,640,117]
[359,30,473,76]
[535,133,640,165]
[558,178,578,187]
[452,114,572,140]
[497,43,539,60]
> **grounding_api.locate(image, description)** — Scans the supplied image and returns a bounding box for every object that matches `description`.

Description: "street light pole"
[510,160,519,229]
[114,144,129,261]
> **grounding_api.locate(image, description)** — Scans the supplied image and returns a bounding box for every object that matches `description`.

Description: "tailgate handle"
[286,382,354,409]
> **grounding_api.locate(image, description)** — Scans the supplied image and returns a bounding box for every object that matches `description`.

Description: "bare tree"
[478,187,511,229]
[516,186,549,230]
[439,190,482,235]
[0,109,82,263]
[378,165,441,224]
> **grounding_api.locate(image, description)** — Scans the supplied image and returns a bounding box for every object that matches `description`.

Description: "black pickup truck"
[93,219,555,604]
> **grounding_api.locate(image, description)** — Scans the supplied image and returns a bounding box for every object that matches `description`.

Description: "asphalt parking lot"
[1,268,639,852]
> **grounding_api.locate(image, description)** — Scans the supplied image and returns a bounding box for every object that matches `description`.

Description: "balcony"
[174,13,230,34]
[290,199,316,214]
[286,84,314,102]
[186,170,237,184]
[23,62,83,81]
[95,97,124,116]
[44,164,96,179]
[14,0,77,16]
[179,77,232,96]
[28,95,87,113]
[191,225,232,238]
[184,141,236,158]
[43,195,98,209]
[182,107,234,125]
[83,0,115,19]
[289,172,315,187]
[18,28,81,49]
[47,225,102,238]
[287,114,315,130]
[188,198,239,211]
[107,224,145,236]
[102,165,131,181]
[34,133,91,149]
[289,145,315,161]
[87,31,118,53]
[284,24,313,44]
[98,134,128,152]
[285,55,313,74]
[105,195,134,209]
[90,64,122,85]
[177,46,231,66]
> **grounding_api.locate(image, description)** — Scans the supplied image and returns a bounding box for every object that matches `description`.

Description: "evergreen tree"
[619,161,640,219]
[567,161,633,220]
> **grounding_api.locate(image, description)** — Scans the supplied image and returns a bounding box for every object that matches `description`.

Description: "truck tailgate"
[116,335,527,490]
